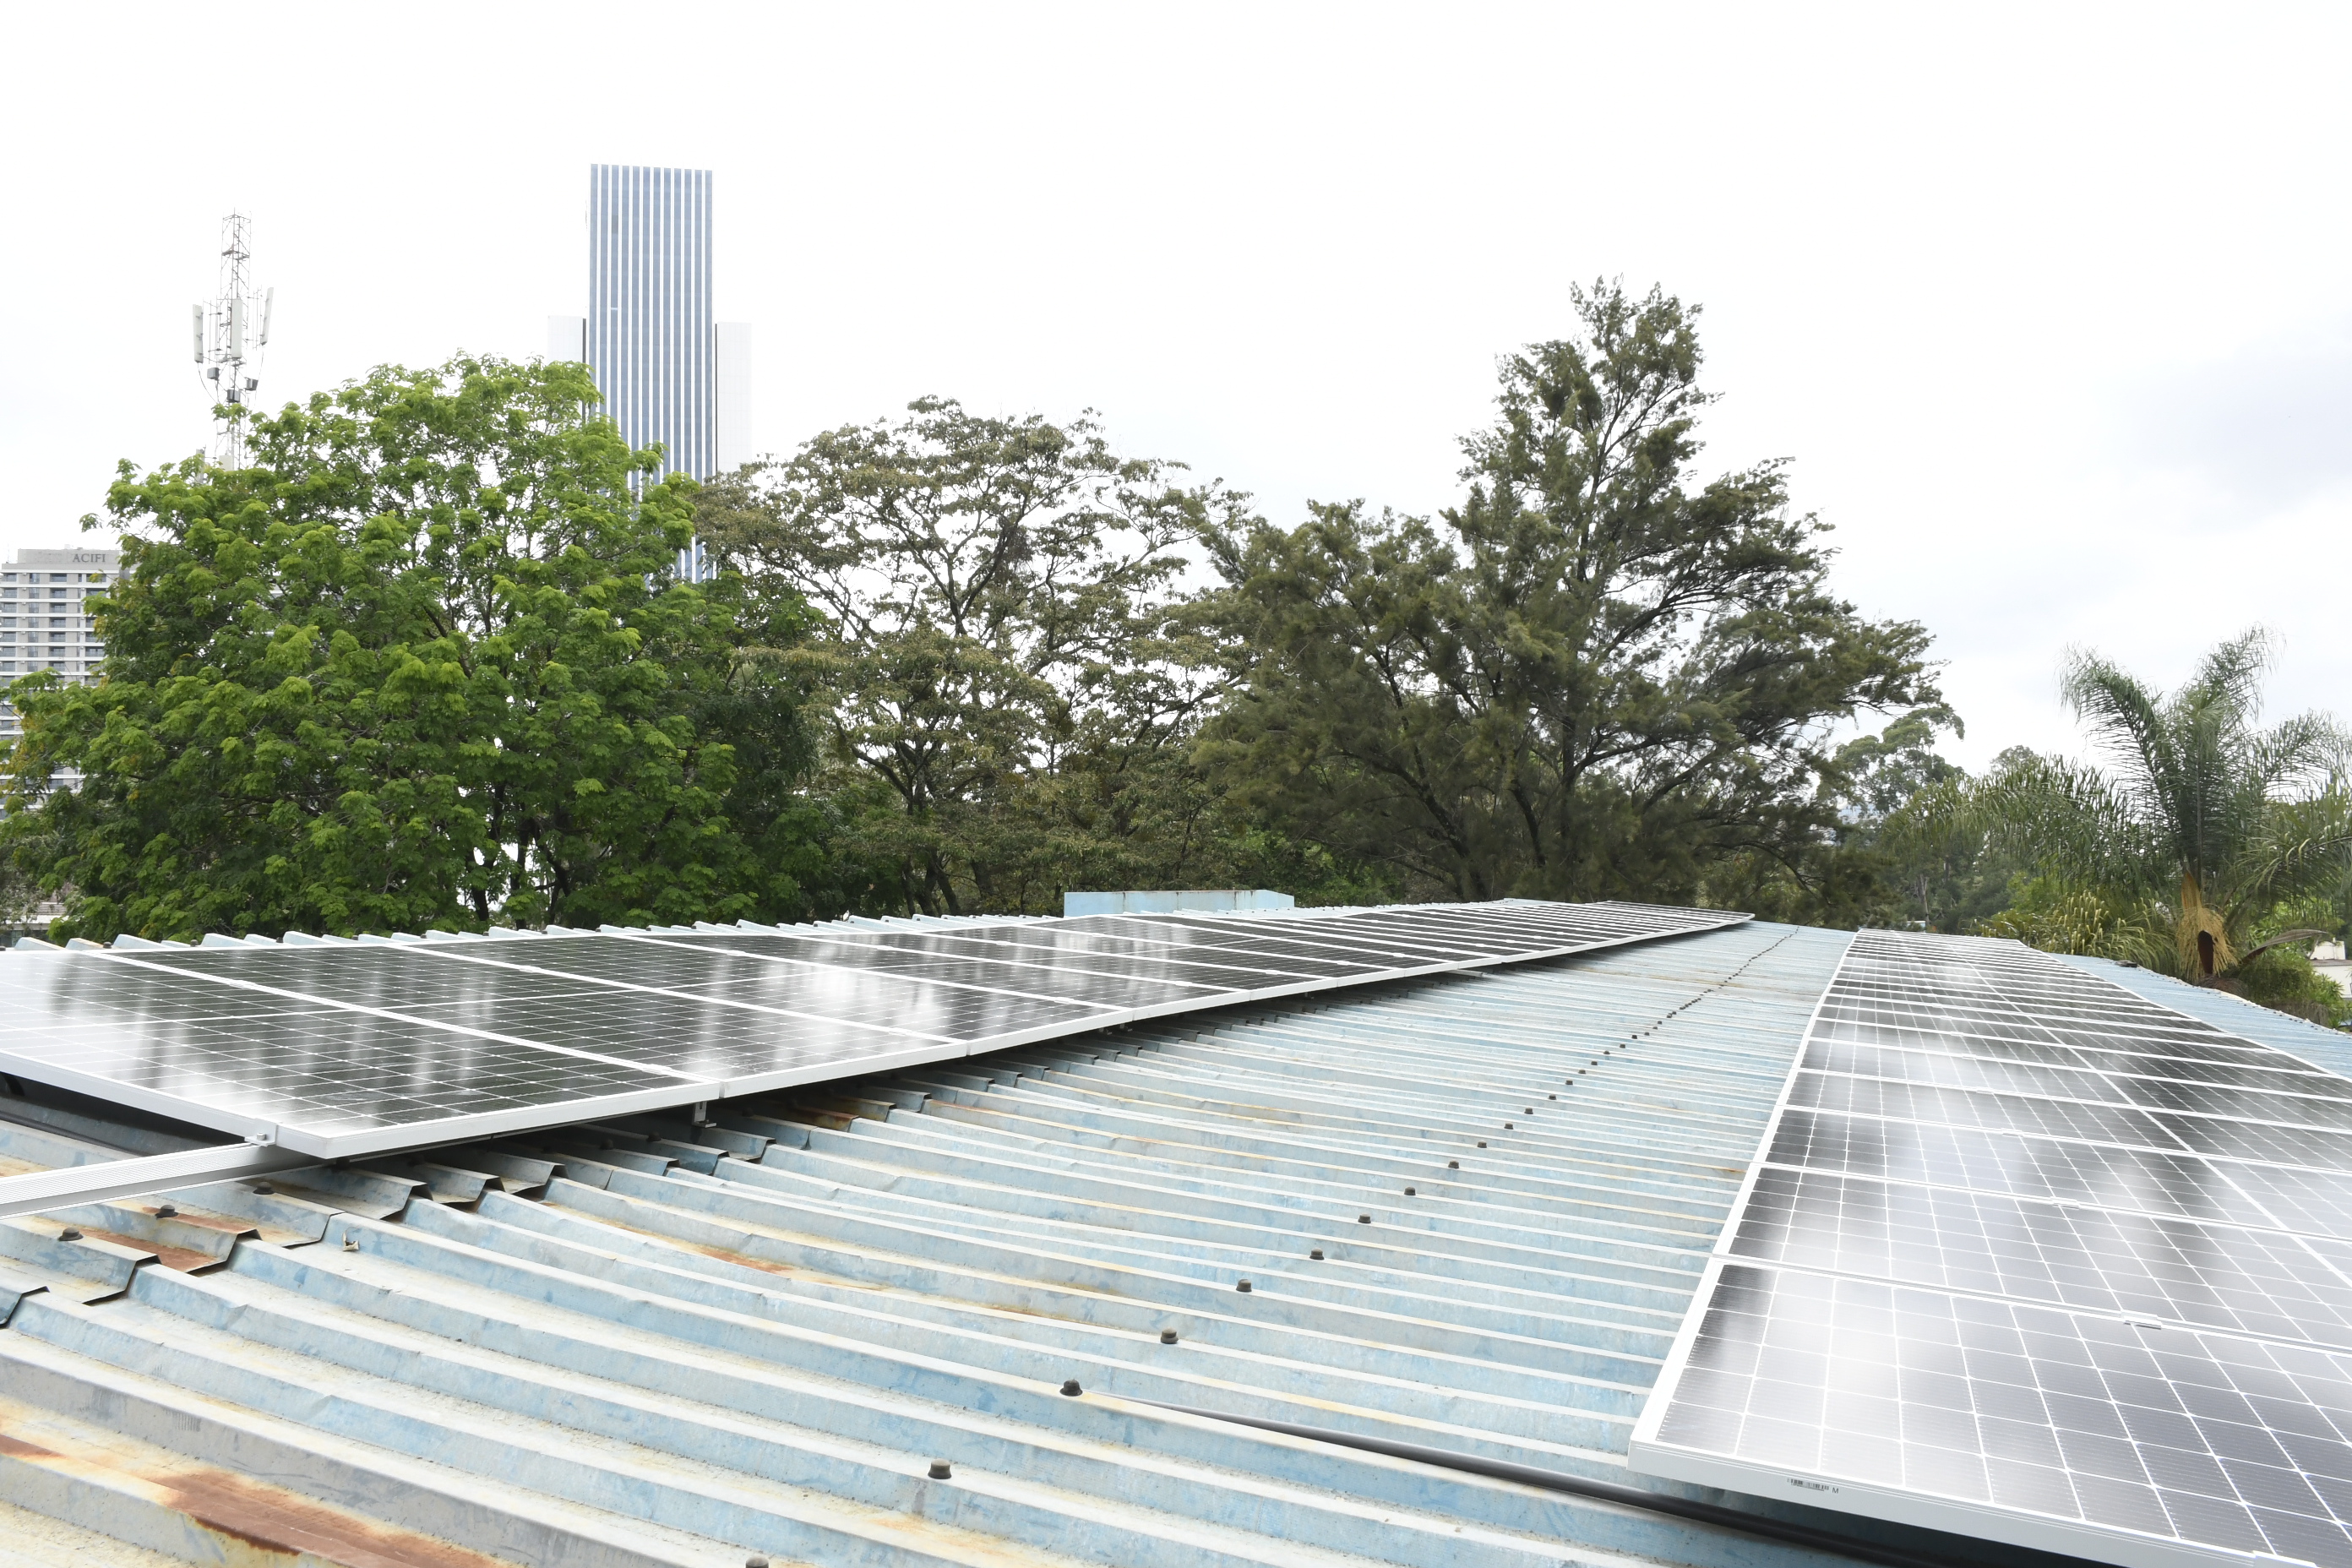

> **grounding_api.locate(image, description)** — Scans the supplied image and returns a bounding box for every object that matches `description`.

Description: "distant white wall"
[2317,939,2351,999]
[713,320,754,476]
[545,314,585,363]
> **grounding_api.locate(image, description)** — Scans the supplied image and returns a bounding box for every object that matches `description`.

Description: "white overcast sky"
[5,3,2344,769]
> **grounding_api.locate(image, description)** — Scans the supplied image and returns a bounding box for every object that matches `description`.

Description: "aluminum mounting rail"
[0,1141,314,1221]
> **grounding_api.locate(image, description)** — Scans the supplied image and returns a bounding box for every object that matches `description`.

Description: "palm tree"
[1983,630,2350,979]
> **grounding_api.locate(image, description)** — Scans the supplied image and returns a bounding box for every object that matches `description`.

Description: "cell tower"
[190,214,274,469]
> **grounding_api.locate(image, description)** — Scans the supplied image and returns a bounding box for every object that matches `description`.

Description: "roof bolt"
[1504,1122,1514,1130]
[1477,1141,1487,1148]
[748,1558,770,1568]
[1447,1160,1459,1168]
[1060,1379,1083,1396]
[1358,1213,1371,1223]
[1309,1249,1324,1260]
[57,1228,82,1242]
[928,1460,953,1479]
[251,1183,275,1195]
[1522,1108,1533,1114]
[1235,1279,1253,1293]
[1548,1093,1557,1100]
[1403,1186,1416,1196]
[1160,1328,1179,1343]
[155,1204,177,1218]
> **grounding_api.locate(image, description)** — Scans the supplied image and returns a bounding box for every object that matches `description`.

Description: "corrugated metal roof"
[2061,952,2352,1076]
[0,917,2024,1568]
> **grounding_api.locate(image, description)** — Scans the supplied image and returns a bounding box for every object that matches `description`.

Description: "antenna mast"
[191,213,274,469]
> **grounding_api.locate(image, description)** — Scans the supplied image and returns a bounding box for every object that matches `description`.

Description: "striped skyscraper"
[547,165,752,576]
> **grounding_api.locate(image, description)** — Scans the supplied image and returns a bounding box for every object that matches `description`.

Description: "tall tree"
[696,399,1255,914]
[1979,629,2352,977]
[1199,281,1939,904]
[3,356,822,940]
[1701,704,1973,929]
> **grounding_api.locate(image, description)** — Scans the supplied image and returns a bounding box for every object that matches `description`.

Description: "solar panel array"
[0,900,1742,1159]
[1633,929,2352,1568]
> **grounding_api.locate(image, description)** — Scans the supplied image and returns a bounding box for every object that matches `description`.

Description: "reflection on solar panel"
[1633,929,2352,1568]
[0,900,1741,1160]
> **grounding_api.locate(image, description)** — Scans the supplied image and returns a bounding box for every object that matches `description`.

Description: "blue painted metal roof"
[2061,951,2352,1075]
[0,917,2034,1568]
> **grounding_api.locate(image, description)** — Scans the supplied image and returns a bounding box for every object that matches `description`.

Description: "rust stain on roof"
[0,1414,517,1568]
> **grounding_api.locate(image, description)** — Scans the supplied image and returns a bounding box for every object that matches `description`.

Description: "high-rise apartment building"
[0,546,120,748]
[0,547,120,890]
[547,165,753,504]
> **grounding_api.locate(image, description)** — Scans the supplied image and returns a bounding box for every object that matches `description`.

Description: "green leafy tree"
[1198,281,1941,906]
[2,356,824,941]
[1833,705,1964,821]
[1979,630,2351,983]
[1701,705,1972,929]
[1866,744,2039,934]
[697,399,1266,914]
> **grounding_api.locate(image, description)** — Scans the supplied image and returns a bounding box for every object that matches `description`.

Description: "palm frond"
[2061,648,2169,804]
[1977,754,2150,893]
[2245,711,2350,796]
[2191,627,2276,716]
[2238,789,2352,909]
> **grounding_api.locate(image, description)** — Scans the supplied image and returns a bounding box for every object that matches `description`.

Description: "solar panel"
[0,900,1743,1159]
[1633,929,2352,1568]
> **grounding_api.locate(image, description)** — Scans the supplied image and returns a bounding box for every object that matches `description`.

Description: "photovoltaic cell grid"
[1632,928,2352,1568]
[0,900,1742,1160]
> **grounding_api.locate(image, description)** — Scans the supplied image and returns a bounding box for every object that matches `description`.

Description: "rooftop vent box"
[1063,889,1296,917]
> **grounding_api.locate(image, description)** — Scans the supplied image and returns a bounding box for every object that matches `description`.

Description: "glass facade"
[587,165,714,485]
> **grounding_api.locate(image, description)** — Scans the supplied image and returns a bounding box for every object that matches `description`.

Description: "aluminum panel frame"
[0,901,1748,1161]
[1635,928,2352,1568]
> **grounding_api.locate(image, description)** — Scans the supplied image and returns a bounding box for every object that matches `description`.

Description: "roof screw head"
[1403,1186,1416,1195]
[1447,1160,1459,1168]
[928,1460,953,1479]
[1523,1108,1533,1114]
[1504,1122,1514,1130]
[1549,1093,1557,1100]
[154,1204,177,1218]
[748,1558,770,1568]
[57,1228,82,1241]
[1235,1279,1253,1293]
[1060,1378,1083,1396]
[251,1183,275,1195]
[1477,1141,1487,1148]
[1357,1213,1371,1223]
[1309,1249,1324,1260]
[1160,1328,1179,1343]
